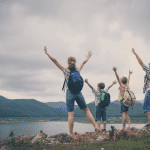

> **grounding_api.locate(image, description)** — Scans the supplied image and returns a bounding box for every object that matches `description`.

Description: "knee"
[83,108,89,114]
[68,112,74,117]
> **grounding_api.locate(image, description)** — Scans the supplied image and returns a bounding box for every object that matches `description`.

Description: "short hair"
[98,82,105,89]
[121,77,127,84]
[68,56,76,63]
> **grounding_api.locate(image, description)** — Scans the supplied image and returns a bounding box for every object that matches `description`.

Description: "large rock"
[49,133,71,143]
[36,133,48,138]
[0,145,11,150]
[96,135,104,141]
[31,133,48,144]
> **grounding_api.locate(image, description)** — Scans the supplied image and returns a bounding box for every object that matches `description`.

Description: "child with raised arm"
[113,67,133,130]
[85,79,117,131]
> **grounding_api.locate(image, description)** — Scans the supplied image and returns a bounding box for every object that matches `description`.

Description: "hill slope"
[74,100,145,117]
[0,96,67,117]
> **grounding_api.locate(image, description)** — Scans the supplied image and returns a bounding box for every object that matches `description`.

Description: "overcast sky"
[0,0,150,104]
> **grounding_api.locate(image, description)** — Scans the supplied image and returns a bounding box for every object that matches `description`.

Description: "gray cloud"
[0,0,149,102]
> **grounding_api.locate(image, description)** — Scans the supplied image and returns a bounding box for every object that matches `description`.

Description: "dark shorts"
[66,89,87,112]
[120,99,129,113]
[143,90,150,113]
[95,105,107,121]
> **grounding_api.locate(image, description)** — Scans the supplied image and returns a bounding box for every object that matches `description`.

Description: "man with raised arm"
[44,46,100,137]
[132,48,150,129]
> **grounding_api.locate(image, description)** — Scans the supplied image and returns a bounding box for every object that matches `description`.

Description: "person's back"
[44,47,100,137]
[118,76,130,102]
[113,67,132,130]
[85,79,117,131]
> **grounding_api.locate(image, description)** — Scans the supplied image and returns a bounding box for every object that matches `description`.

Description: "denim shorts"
[143,90,150,113]
[120,99,129,113]
[95,105,107,121]
[66,89,87,112]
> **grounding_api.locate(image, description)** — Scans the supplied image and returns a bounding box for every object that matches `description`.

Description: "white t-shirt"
[92,88,109,106]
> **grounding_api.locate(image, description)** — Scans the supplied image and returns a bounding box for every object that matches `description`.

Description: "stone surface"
[0,145,11,150]
[96,135,104,141]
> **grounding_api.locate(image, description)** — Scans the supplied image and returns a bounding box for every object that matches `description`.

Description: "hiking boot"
[144,123,150,128]
[102,129,106,132]
[126,125,136,131]
[144,123,150,130]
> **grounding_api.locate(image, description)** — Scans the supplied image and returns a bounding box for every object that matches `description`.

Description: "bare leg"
[68,111,74,135]
[122,112,127,130]
[82,108,99,130]
[97,121,101,128]
[103,121,106,129]
[126,114,131,125]
[146,111,150,124]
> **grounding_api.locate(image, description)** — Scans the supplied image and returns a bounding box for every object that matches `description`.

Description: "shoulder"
[92,88,101,94]
[119,83,128,89]
[104,88,109,93]
[76,67,81,72]
[143,65,150,72]
[62,67,70,73]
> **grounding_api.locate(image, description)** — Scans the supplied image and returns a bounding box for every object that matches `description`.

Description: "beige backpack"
[123,89,136,107]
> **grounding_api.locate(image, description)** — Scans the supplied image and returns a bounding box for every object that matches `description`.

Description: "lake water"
[0,122,145,141]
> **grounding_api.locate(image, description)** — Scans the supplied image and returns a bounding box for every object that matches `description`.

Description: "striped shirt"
[92,88,109,106]
[62,66,82,91]
[143,65,150,93]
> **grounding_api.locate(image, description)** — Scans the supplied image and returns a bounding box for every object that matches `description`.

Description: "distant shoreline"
[0,117,147,124]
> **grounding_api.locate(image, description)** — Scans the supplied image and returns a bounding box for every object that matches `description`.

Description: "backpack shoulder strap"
[99,90,106,93]
[62,78,66,91]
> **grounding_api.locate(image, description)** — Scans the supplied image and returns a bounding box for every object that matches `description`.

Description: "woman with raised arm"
[44,46,100,137]
[132,48,150,129]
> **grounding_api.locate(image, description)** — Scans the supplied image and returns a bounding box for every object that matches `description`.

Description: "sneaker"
[127,125,135,131]
[102,129,106,132]
[144,123,150,128]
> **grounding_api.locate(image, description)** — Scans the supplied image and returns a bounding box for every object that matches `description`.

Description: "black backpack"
[62,69,84,94]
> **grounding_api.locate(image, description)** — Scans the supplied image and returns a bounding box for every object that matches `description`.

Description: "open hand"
[132,48,136,54]
[129,70,133,74]
[113,80,117,84]
[112,67,117,71]
[44,46,47,54]
[86,51,92,59]
[84,79,88,83]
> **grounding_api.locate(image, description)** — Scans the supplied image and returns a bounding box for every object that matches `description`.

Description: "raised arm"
[127,70,133,83]
[132,48,145,68]
[80,51,92,70]
[84,79,93,90]
[112,67,122,86]
[44,46,63,71]
[107,80,117,90]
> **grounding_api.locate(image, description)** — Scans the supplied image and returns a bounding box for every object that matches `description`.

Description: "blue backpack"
[62,69,84,94]
[99,90,110,108]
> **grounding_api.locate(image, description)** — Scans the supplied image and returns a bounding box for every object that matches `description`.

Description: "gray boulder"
[0,145,11,150]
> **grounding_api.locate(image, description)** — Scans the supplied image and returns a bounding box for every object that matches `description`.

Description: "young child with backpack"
[85,79,117,131]
[113,67,133,130]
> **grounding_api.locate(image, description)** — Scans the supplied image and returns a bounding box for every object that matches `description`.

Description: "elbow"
[53,59,57,64]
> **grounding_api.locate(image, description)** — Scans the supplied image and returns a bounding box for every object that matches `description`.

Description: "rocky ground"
[0,126,149,150]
